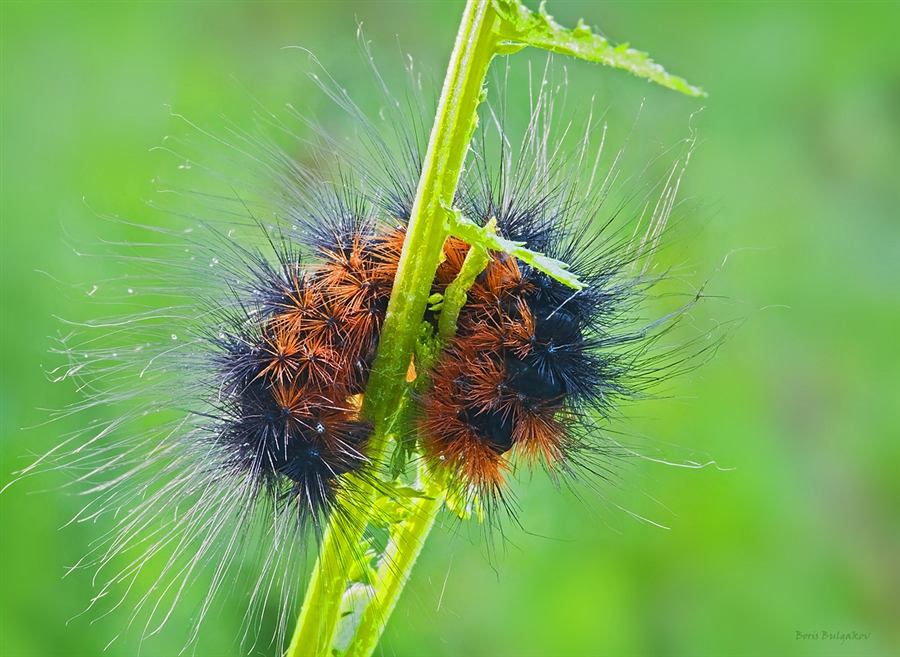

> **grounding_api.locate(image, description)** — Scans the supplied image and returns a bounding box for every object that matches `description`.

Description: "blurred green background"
[2,1,897,656]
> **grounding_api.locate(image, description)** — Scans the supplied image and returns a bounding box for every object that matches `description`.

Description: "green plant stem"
[361,0,500,432]
[343,480,446,657]
[287,1,500,655]
[437,230,492,344]
[287,479,370,657]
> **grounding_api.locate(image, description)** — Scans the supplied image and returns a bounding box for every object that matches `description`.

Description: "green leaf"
[372,480,434,526]
[387,484,432,500]
[444,484,485,523]
[493,0,706,97]
[445,205,585,290]
[388,429,416,479]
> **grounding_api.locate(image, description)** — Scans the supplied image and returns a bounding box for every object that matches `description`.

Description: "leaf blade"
[445,205,585,291]
[493,0,706,97]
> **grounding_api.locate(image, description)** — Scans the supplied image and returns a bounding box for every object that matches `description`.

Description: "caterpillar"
[417,209,666,522]
[208,181,669,532]
[12,51,705,653]
[210,223,406,532]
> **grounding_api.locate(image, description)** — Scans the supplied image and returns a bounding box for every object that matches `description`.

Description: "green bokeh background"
[2,2,897,656]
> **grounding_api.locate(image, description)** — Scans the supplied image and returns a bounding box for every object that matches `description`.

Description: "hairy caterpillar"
[9,43,710,654]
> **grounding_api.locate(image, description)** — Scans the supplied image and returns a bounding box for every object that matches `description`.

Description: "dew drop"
[171,334,178,340]
[127,288,134,294]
